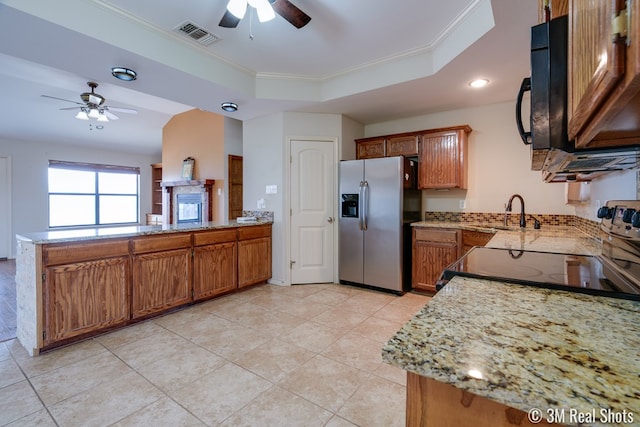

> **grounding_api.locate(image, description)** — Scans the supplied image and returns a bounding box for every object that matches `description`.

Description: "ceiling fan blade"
[270,0,311,28]
[107,106,138,115]
[59,106,82,111]
[219,10,241,28]
[41,94,83,105]
[104,110,119,121]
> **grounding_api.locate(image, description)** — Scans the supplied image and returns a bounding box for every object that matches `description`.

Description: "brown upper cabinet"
[355,137,386,159]
[355,133,419,159]
[386,135,419,157]
[418,125,472,190]
[568,0,640,149]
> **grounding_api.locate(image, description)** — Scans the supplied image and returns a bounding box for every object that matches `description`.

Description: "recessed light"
[111,67,137,81]
[469,79,489,88]
[221,102,238,112]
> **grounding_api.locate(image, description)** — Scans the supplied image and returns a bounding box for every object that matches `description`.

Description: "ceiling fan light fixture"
[97,111,109,122]
[221,102,238,112]
[87,108,100,119]
[227,0,248,19]
[248,0,275,22]
[111,67,137,81]
[75,110,89,121]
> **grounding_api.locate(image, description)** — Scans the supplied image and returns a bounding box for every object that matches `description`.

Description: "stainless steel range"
[438,200,640,301]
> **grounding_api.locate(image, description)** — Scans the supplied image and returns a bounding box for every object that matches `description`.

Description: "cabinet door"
[44,256,130,345]
[132,248,192,318]
[387,135,419,157]
[413,241,459,293]
[569,0,640,148]
[419,128,469,189]
[356,139,386,159]
[412,228,460,293]
[238,237,272,287]
[194,241,237,300]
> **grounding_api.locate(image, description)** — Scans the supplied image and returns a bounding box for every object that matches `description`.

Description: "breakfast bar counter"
[16,220,272,356]
[382,276,640,426]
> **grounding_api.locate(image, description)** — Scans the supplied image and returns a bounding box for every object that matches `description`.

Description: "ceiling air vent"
[174,21,221,46]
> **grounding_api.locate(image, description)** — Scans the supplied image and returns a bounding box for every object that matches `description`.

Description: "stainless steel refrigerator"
[339,156,421,294]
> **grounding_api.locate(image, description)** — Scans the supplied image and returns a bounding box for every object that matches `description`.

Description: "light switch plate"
[266,185,277,194]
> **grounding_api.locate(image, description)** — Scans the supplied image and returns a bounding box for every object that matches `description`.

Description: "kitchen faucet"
[505,194,526,228]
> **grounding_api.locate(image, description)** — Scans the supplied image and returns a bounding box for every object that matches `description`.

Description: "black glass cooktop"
[440,247,640,301]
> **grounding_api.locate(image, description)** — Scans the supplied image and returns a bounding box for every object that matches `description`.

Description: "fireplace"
[176,193,202,223]
[161,179,215,224]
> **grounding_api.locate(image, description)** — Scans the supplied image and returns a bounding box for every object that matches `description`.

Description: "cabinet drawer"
[414,228,459,243]
[132,233,192,254]
[238,225,271,240]
[44,239,129,266]
[193,229,237,246]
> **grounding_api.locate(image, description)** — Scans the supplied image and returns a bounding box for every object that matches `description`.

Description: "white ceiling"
[0,0,538,156]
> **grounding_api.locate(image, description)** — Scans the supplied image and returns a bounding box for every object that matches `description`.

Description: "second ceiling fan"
[219,0,311,29]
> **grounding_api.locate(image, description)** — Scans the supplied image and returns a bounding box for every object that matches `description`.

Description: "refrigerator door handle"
[358,181,365,231]
[362,180,369,231]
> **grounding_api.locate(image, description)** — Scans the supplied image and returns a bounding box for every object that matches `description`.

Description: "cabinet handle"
[515,77,532,145]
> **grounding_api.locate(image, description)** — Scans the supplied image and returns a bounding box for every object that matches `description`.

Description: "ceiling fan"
[219,0,311,29]
[41,81,138,122]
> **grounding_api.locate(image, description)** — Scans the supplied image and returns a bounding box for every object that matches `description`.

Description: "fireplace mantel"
[161,179,216,224]
[161,179,216,188]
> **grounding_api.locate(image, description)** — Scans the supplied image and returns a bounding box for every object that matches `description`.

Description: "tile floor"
[0,279,430,426]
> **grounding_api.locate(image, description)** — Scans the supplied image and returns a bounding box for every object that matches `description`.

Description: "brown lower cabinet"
[238,225,272,287]
[132,233,193,318]
[39,224,271,351]
[43,239,130,346]
[412,228,461,293]
[193,229,238,300]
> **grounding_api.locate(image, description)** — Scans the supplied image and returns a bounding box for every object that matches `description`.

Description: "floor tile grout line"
[97,338,215,426]
[6,344,62,427]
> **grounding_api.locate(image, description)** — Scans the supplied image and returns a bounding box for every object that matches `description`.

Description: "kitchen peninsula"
[15,220,272,356]
[384,225,640,427]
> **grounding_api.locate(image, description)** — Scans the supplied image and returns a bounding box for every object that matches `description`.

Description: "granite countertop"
[16,219,272,244]
[412,221,601,255]
[382,276,640,426]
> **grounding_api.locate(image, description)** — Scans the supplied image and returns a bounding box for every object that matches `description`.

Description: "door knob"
[327,216,335,223]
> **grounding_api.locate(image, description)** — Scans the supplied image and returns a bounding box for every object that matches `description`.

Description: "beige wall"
[162,108,226,221]
[365,101,575,216]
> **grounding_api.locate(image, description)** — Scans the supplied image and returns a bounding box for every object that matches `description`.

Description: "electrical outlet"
[459,200,466,209]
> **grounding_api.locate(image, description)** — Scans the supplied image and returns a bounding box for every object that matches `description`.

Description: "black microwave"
[516,14,570,171]
[515,15,640,182]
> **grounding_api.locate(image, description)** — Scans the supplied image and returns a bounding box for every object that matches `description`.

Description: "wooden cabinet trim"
[238,225,272,240]
[44,239,129,266]
[131,233,192,254]
[193,229,237,246]
[414,228,460,243]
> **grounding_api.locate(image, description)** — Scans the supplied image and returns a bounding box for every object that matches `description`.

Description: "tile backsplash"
[423,211,601,239]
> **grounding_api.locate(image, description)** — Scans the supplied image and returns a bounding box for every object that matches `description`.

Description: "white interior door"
[290,139,335,284]
[0,156,10,259]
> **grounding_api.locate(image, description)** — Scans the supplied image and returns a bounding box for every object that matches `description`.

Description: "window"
[48,160,140,228]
